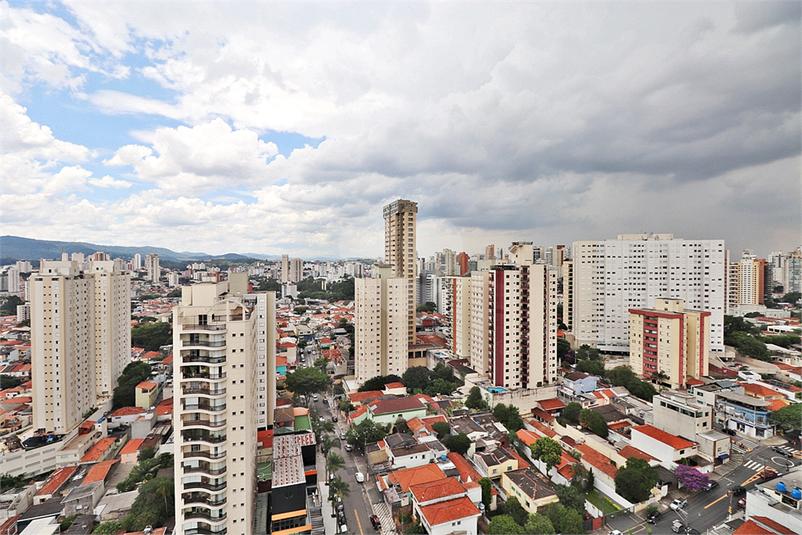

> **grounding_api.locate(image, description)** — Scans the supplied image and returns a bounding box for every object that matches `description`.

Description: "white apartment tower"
[440,276,472,358]
[570,234,726,352]
[289,257,304,283]
[383,199,418,345]
[734,252,766,306]
[469,243,558,388]
[281,254,289,283]
[133,253,142,271]
[173,278,261,535]
[31,259,130,434]
[355,265,409,382]
[145,253,160,283]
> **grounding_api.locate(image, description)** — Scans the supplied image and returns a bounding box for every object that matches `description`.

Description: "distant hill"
[0,236,277,263]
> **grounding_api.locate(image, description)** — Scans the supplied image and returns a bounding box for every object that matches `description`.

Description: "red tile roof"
[747,516,797,535]
[388,463,446,492]
[141,351,159,360]
[110,406,145,418]
[348,390,384,404]
[632,424,696,451]
[527,419,558,439]
[156,397,173,416]
[516,429,541,447]
[419,495,481,526]
[446,452,495,493]
[36,465,78,496]
[348,405,368,421]
[733,519,777,535]
[685,377,704,386]
[258,429,274,449]
[741,383,784,399]
[368,397,426,415]
[538,398,566,411]
[410,477,466,503]
[120,438,144,457]
[509,449,531,469]
[81,437,116,463]
[384,382,405,389]
[136,381,157,390]
[531,407,555,422]
[82,460,119,485]
[618,445,658,462]
[575,443,618,479]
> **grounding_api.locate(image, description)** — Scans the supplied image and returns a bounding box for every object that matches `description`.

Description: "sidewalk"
[318,477,340,534]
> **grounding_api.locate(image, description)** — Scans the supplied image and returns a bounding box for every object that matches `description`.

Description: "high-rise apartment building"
[785,249,802,293]
[31,259,130,434]
[440,276,472,358]
[629,298,710,389]
[485,245,495,261]
[281,254,289,283]
[289,257,304,283]
[145,253,160,283]
[569,234,726,352]
[133,253,142,271]
[469,242,558,388]
[457,252,469,276]
[355,265,409,382]
[384,199,418,345]
[735,252,766,306]
[442,248,457,276]
[173,277,264,535]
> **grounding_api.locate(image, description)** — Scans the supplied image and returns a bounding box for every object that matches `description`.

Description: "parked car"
[313,394,319,402]
[759,468,780,481]
[344,443,353,452]
[355,472,365,483]
[731,485,746,496]
[340,522,348,534]
[609,531,623,535]
[703,480,719,491]
[646,511,662,524]
[332,416,337,422]
[671,521,684,534]
[687,528,701,535]
[340,432,347,440]
[738,497,746,508]
[669,498,687,511]
[370,515,381,530]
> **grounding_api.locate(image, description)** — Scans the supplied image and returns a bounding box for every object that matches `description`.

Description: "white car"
[669,498,687,511]
[355,472,365,483]
[609,531,623,535]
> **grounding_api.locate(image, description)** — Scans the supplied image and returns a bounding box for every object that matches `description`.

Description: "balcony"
[183,450,227,461]
[183,371,227,381]
[182,402,226,412]
[185,510,227,523]
[183,354,226,365]
[181,323,227,332]
[183,463,227,476]
[182,386,226,396]
[182,339,227,348]
[182,418,227,430]
[183,494,227,507]
[184,526,227,535]
[183,480,227,492]
[181,430,227,444]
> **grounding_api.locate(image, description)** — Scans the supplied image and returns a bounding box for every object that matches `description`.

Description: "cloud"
[89,175,132,188]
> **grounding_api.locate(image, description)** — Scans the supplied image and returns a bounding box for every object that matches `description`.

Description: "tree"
[724,315,762,336]
[332,383,345,396]
[138,446,157,462]
[781,291,801,304]
[524,513,555,535]
[557,338,571,360]
[443,433,471,455]
[579,408,608,438]
[320,435,339,455]
[675,464,710,491]
[545,503,585,535]
[425,377,456,397]
[770,403,802,432]
[395,416,411,434]
[531,437,562,472]
[347,419,388,452]
[576,358,604,376]
[431,362,456,383]
[1,473,28,490]
[417,301,437,313]
[131,321,172,351]
[0,374,24,389]
[465,386,487,410]
[93,521,125,534]
[284,366,329,400]
[326,451,345,481]
[605,366,637,387]
[615,457,659,504]
[314,357,328,372]
[487,515,524,535]
[493,403,524,432]
[0,295,23,316]
[432,421,451,439]
[358,374,402,392]
[401,366,431,391]
[479,477,493,510]
[564,402,581,424]
[121,476,174,531]
[575,344,601,361]
[502,496,529,527]
[329,476,351,513]
[627,378,658,402]
[555,483,586,513]
[403,521,426,535]
[112,361,152,409]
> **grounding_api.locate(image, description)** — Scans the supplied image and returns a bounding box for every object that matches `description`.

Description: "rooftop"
[368,396,426,415]
[80,437,117,463]
[388,463,446,492]
[409,477,466,503]
[632,425,696,450]
[503,467,558,501]
[419,495,481,526]
[575,443,618,479]
[81,460,119,485]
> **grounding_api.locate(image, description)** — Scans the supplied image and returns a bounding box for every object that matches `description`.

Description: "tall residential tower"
[383,199,418,345]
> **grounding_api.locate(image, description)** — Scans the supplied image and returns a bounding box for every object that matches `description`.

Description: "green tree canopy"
[557,338,571,360]
[358,374,402,392]
[545,503,585,535]
[0,374,24,389]
[465,386,488,410]
[493,403,524,432]
[0,295,24,316]
[121,476,174,531]
[614,457,659,504]
[502,496,529,527]
[579,408,609,438]
[346,419,388,451]
[531,437,563,472]
[131,321,172,352]
[431,421,451,439]
[626,378,658,402]
[401,366,431,391]
[524,513,555,535]
[443,433,471,455]
[781,291,801,304]
[770,403,802,432]
[93,521,125,534]
[112,361,152,409]
[555,483,586,514]
[284,366,329,400]
[563,402,581,424]
[605,366,637,387]
[576,344,601,361]
[487,514,525,535]
[725,331,770,361]
[479,477,493,509]
[576,358,604,376]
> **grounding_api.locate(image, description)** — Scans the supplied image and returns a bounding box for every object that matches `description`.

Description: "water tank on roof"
[776,481,787,493]
[792,488,802,499]
[441,455,447,461]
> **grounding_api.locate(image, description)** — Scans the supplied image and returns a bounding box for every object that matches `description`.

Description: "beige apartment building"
[355,265,409,382]
[440,276,472,358]
[173,278,260,535]
[31,259,130,434]
[469,242,558,389]
[732,251,766,306]
[629,298,710,389]
[569,234,726,353]
[383,199,418,345]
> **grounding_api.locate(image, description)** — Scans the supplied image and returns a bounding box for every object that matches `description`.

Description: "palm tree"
[319,419,334,434]
[326,451,345,482]
[328,476,351,511]
[320,434,339,455]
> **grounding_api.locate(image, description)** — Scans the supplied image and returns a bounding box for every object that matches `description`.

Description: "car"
[609,531,623,535]
[370,514,381,530]
[738,497,746,508]
[355,472,365,483]
[313,394,319,402]
[646,511,662,524]
[687,528,701,535]
[703,480,719,491]
[671,520,684,533]
[669,498,687,511]
[340,522,348,534]
[332,416,337,422]
[338,510,347,525]
[344,443,353,452]
[731,485,746,496]
[759,468,780,481]
[340,432,347,440]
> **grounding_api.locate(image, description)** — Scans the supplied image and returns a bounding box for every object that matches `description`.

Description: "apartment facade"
[173,280,259,535]
[355,265,409,382]
[469,243,558,389]
[439,276,472,358]
[735,252,766,305]
[629,298,710,389]
[31,259,131,434]
[652,392,713,441]
[570,234,726,353]
[383,199,418,345]
[145,254,160,283]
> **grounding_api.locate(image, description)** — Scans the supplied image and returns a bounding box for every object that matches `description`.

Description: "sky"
[2,1,800,260]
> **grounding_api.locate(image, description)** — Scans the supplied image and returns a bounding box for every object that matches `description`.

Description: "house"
[383,433,436,470]
[366,397,427,426]
[411,478,482,535]
[501,467,559,515]
[119,438,144,465]
[715,391,774,439]
[562,371,599,395]
[383,463,447,507]
[574,443,619,493]
[108,406,145,427]
[473,448,517,480]
[347,390,385,407]
[446,452,498,510]
[630,425,703,471]
[383,382,407,396]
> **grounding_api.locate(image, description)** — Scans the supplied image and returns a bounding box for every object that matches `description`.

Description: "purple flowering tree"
[675,464,710,491]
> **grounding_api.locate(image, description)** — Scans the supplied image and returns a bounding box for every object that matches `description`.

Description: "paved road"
[313,396,377,535]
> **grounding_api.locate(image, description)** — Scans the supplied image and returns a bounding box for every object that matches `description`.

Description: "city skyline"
[3,1,800,259]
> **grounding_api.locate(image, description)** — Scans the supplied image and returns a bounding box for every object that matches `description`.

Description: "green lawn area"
[586,489,621,513]
[257,461,272,481]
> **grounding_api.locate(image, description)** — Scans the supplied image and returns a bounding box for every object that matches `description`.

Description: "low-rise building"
[562,372,598,395]
[411,478,482,535]
[652,392,713,441]
[630,425,701,471]
[715,391,774,439]
[473,448,518,480]
[501,467,559,515]
[744,465,802,534]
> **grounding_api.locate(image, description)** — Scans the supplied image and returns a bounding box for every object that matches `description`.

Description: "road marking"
[704,494,728,509]
[354,508,364,534]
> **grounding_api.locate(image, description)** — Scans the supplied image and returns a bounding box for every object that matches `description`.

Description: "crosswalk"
[743,460,765,472]
[373,500,396,534]
[773,445,802,458]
